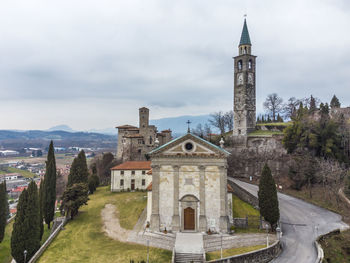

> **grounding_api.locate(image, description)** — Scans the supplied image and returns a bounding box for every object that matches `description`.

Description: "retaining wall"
[207,240,281,263]
[228,180,258,208]
[28,217,67,263]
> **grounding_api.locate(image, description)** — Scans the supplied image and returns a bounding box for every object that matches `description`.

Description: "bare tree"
[209,111,226,135]
[282,97,299,119]
[224,111,234,131]
[263,93,284,121]
[192,124,204,138]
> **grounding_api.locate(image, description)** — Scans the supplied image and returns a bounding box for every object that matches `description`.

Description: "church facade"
[146,133,233,233]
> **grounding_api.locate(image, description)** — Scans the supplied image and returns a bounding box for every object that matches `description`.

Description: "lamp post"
[276,226,281,240]
[147,240,149,263]
[24,250,27,263]
[265,223,269,247]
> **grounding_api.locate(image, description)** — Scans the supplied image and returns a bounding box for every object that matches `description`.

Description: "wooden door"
[184,207,195,230]
[131,179,135,191]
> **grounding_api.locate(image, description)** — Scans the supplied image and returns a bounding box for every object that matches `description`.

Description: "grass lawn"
[38,187,172,263]
[256,122,292,127]
[0,167,36,178]
[248,130,284,136]
[0,221,13,263]
[206,245,266,261]
[232,194,263,233]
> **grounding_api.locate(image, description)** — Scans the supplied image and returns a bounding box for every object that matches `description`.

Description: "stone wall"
[228,180,258,208]
[207,240,281,263]
[228,135,292,179]
[28,217,67,263]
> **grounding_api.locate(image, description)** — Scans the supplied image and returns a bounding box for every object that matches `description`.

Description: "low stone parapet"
[206,240,281,263]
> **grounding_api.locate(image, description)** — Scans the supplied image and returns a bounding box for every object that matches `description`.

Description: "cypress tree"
[26,181,41,258]
[11,189,29,263]
[38,178,44,240]
[258,164,280,230]
[43,141,57,229]
[68,150,89,186]
[330,95,341,108]
[0,180,9,243]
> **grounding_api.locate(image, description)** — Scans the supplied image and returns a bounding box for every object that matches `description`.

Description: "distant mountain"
[150,114,212,134]
[87,127,118,135]
[47,125,74,132]
[0,130,116,149]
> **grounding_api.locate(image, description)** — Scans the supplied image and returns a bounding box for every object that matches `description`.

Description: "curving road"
[228,178,349,263]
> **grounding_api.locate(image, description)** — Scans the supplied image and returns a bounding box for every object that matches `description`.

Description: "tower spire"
[238,18,252,55]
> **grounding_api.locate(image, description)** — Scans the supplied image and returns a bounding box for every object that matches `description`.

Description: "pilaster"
[199,165,207,232]
[150,165,160,231]
[171,165,180,231]
[219,165,229,233]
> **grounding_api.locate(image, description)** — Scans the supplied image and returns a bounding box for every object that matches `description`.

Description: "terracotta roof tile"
[146,182,152,191]
[111,161,151,171]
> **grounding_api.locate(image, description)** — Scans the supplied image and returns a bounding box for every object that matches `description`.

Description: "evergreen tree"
[68,150,89,186]
[258,164,280,230]
[38,179,44,240]
[25,181,41,257]
[261,116,265,123]
[309,95,317,113]
[43,141,57,229]
[11,189,29,263]
[60,183,89,219]
[11,183,40,263]
[330,95,341,108]
[0,181,9,243]
[88,174,100,194]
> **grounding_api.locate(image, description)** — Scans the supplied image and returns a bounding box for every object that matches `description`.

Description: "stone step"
[175,253,204,263]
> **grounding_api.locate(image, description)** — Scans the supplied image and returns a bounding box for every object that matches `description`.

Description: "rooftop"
[111,161,151,171]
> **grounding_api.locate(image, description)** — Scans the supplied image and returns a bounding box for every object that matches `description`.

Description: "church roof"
[148,133,230,156]
[239,19,251,46]
[111,161,151,171]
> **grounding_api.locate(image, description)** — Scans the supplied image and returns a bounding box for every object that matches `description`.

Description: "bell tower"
[233,19,257,137]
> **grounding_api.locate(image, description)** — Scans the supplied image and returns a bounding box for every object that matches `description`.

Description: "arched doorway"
[184,207,195,230]
[180,194,199,232]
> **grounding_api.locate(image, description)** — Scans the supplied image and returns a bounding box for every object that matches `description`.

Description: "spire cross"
[186,120,191,133]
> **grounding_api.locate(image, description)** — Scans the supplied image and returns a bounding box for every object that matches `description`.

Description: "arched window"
[244,47,247,54]
[248,60,252,69]
[149,136,153,144]
[238,60,243,70]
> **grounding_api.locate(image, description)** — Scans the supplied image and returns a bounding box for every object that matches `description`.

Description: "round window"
[185,142,193,151]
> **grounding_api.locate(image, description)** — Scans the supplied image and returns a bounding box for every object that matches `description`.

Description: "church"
[146,133,233,233]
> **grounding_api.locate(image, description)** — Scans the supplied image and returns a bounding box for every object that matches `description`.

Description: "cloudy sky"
[0,0,349,130]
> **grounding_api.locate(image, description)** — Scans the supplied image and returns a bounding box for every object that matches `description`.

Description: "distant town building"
[0,150,19,156]
[110,161,151,191]
[116,107,172,161]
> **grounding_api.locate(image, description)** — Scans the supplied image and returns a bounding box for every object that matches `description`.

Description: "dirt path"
[101,203,131,242]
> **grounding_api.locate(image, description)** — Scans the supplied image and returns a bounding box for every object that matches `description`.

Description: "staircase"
[174,252,205,263]
[173,233,205,263]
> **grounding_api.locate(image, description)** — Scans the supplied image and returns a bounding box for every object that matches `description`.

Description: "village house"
[110,161,152,191]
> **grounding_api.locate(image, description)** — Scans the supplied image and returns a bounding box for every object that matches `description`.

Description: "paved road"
[228,178,349,263]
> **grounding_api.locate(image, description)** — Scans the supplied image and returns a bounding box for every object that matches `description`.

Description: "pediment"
[149,133,230,158]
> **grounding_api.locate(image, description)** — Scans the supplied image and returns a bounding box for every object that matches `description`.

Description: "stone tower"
[139,107,149,129]
[233,19,256,137]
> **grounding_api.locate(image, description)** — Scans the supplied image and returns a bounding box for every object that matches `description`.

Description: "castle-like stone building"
[116,107,172,161]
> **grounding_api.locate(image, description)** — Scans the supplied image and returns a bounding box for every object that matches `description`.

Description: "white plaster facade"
[110,161,151,192]
[146,133,233,233]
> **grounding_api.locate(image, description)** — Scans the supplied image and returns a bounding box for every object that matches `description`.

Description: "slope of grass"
[232,194,263,233]
[256,122,292,127]
[0,167,36,178]
[206,245,266,261]
[0,221,13,263]
[248,130,284,136]
[38,187,172,263]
